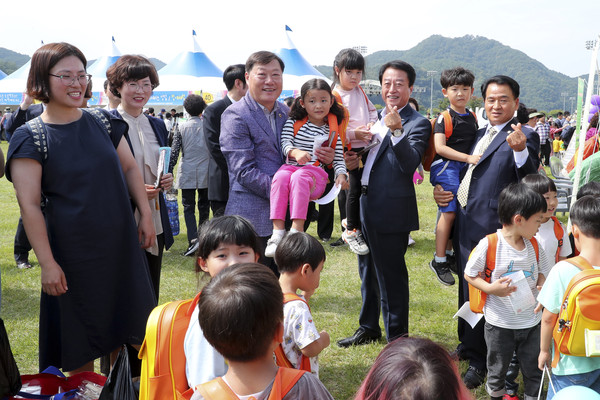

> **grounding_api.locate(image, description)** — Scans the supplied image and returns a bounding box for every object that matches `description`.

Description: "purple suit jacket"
[220,92,289,236]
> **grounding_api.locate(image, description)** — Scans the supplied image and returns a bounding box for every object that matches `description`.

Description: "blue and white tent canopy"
[0,69,7,80]
[87,37,121,82]
[151,30,224,105]
[276,25,330,99]
[0,60,31,104]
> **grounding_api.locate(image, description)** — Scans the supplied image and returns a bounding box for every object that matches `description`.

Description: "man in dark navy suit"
[434,75,540,389]
[203,64,247,218]
[338,60,431,347]
[6,94,43,270]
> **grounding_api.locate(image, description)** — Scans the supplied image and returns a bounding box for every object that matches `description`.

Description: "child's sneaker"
[342,229,369,255]
[429,259,455,286]
[265,234,284,258]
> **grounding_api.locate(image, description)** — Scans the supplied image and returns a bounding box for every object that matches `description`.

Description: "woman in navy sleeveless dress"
[5,43,156,373]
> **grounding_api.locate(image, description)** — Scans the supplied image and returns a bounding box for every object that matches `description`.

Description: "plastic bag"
[165,189,179,236]
[98,346,136,400]
[13,366,105,400]
[0,318,21,397]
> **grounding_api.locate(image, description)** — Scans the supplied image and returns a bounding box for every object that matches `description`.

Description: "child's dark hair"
[288,78,346,125]
[521,174,557,195]
[498,182,547,225]
[355,337,464,400]
[195,216,261,273]
[516,103,529,124]
[577,181,600,200]
[198,263,283,362]
[333,48,365,86]
[439,67,475,89]
[274,232,326,274]
[571,195,600,239]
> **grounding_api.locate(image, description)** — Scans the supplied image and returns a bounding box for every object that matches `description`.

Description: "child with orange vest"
[265,79,348,257]
[192,263,334,400]
[464,183,550,400]
[274,232,330,377]
[501,174,572,399]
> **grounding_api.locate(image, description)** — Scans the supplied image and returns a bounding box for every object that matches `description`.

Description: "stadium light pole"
[427,70,437,116]
[561,92,568,112]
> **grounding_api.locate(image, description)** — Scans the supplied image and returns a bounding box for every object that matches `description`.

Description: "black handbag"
[0,318,21,398]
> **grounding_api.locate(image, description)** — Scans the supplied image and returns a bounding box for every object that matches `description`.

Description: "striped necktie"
[456,127,497,208]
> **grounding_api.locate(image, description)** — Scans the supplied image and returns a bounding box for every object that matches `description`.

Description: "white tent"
[275,25,330,100]
[88,37,121,106]
[0,60,30,104]
[149,30,225,106]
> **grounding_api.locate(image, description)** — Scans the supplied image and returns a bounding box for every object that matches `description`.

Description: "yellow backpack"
[138,292,201,400]
[552,256,600,367]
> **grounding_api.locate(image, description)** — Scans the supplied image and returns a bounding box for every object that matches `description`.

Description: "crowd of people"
[2,41,600,400]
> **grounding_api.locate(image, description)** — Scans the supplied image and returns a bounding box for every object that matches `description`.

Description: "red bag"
[12,366,106,400]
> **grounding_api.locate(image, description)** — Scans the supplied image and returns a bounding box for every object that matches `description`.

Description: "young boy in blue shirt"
[465,183,550,400]
[429,67,479,286]
[537,195,600,399]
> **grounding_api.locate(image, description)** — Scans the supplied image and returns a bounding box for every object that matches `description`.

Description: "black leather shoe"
[463,365,486,389]
[337,327,381,348]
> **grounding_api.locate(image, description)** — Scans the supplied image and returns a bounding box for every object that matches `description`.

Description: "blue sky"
[1,0,598,78]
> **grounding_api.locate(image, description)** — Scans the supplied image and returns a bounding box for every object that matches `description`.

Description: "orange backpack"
[138,292,201,400]
[332,87,362,150]
[195,367,305,400]
[550,216,565,263]
[468,233,540,313]
[274,293,312,372]
[551,256,600,367]
[422,110,477,171]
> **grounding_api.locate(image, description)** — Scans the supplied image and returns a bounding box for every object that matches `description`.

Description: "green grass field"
[0,141,560,399]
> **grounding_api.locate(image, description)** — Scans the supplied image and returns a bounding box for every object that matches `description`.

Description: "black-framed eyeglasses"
[49,73,92,86]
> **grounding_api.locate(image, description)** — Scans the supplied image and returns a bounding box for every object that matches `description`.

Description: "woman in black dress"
[6,42,157,373]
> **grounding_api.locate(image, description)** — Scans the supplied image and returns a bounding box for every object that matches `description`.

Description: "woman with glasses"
[5,42,157,373]
[106,55,174,302]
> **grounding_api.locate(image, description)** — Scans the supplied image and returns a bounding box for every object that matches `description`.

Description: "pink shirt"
[333,86,378,149]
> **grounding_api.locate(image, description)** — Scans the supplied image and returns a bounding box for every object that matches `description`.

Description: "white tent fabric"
[275,25,330,100]
[149,30,225,106]
[88,37,121,106]
[0,60,30,104]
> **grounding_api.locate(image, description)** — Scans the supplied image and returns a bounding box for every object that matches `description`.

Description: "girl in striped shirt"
[265,79,348,257]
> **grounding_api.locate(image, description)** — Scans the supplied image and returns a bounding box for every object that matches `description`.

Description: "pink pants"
[270,164,329,221]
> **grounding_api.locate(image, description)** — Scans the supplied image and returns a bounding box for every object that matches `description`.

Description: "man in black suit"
[434,75,540,389]
[338,60,431,347]
[203,64,247,217]
[6,94,44,269]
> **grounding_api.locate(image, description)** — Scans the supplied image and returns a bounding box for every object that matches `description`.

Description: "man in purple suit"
[220,51,333,267]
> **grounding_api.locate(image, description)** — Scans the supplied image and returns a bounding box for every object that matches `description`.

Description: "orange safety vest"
[274,293,312,372]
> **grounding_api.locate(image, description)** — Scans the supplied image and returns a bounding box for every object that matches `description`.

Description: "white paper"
[313,183,342,205]
[311,134,329,163]
[507,270,536,314]
[453,302,484,329]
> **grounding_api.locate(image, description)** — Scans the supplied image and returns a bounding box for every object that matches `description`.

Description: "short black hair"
[106,54,159,98]
[571,195,600,239]
[183,94,207,116]
[198,263,283,362]
[274,232,326,274]
[378,60,416,87]
[439,67,475,89]
[516,103,529,124]
[408,98,419,111]
[245,51,284,74]
[481,75,520,99]
[521,174,557,195]
[498,183,546,225]
[223,64,245,91]
[195,216,261,273]
[578,181,600,200]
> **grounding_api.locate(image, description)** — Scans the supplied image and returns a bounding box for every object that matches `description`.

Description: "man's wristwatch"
[392,128,404,137]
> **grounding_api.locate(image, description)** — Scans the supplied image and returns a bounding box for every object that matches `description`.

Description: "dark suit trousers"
[358,194,409,341]
[14,217,32,262]
[455,206,487,370]
[317,167,346,240]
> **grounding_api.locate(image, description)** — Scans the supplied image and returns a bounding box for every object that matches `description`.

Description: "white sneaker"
[265,234,284,258]
[408,234,416,247]
[342,229,370,255]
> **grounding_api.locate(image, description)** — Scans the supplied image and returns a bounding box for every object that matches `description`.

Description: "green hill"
[0,48,30,75]
[317,35,578,113]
